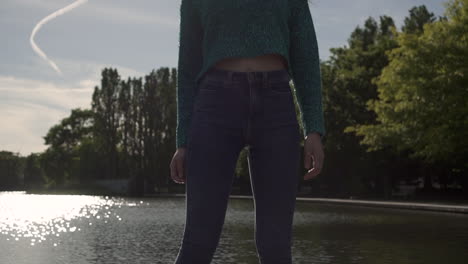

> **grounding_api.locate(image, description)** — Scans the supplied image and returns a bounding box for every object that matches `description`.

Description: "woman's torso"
[201,0,289,72]
[213,53,288,72]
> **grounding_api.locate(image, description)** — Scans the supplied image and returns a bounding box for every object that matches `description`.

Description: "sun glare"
[0,191,124,246]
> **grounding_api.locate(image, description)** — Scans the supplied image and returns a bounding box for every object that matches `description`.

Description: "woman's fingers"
[170,159,181,184]
[170,149,186,184]
[170,159,177,181]
[303,135,324,180]
[176,157,185,184]
[304,151,322,180]
[304,146,312,169]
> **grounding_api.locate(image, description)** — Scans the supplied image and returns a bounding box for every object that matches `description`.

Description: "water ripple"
[0,191,126,246]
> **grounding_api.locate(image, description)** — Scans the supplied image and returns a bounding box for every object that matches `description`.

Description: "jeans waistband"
[202,67,291,84]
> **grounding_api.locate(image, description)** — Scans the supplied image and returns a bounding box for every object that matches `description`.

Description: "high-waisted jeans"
[174,67,301,264]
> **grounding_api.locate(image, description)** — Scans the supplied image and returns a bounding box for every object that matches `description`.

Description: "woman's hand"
[170,147,187,184]
[303,132,324,180]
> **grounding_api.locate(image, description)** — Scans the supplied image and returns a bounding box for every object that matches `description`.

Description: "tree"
[42,108,94,186]
[348,0,468,192]
[315,15,399,198]
[91,68,122,180]
[24,153,46,190]
[402,5,437,34]
[0,151,22,190]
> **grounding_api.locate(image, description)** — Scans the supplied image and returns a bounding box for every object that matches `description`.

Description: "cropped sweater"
[176,0,325,148]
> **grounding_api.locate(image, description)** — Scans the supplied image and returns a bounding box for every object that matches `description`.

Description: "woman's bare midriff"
[212,53,288,72]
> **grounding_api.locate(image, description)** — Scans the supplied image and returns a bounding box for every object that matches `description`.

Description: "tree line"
[1,0,467,199]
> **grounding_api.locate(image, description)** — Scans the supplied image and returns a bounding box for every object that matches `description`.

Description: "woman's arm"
[176,0,204,148]
[288,0,326,141]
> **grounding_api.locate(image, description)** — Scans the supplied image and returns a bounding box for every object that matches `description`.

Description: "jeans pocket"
[194,83,221,114]
[198,78,224,94]
[268,80,292,95]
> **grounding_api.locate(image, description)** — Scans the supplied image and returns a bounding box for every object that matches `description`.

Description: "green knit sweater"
[176,0,325,148]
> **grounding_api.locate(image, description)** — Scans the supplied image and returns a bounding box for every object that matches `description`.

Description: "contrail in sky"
[30,0,89,75]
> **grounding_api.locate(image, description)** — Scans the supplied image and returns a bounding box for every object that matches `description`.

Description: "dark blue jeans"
[175,67,301,264]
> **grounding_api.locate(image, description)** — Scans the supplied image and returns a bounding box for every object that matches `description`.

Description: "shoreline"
[145,193,468,214]
[4,190,467,214]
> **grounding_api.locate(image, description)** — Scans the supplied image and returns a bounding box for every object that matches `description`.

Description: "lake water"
[1,191,467,264]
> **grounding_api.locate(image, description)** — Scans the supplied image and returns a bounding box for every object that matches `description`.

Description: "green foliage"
[29,67,180,194]
[40,108,94,187]
[23,153,46,189]
[402,5,437,33]
[317,14,400,197]
[349,0,468,173]
[43,108,94,150]
[0,151,23,189]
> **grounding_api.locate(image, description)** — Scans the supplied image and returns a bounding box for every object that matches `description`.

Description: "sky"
[0,0,448,156]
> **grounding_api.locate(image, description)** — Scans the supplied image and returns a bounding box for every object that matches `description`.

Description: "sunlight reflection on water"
[0,191,126,247]
[1,191,467,264]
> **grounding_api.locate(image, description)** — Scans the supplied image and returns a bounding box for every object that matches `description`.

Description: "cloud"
[30,0,89,75]
[1,55,147,88]
[9,0,178,26]
[0,56,147,156]
[0,76,94,156]
[87,4,178,27]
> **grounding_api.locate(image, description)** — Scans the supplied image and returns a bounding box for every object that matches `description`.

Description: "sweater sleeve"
[288,0,326,141]
[176,0,203,148]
